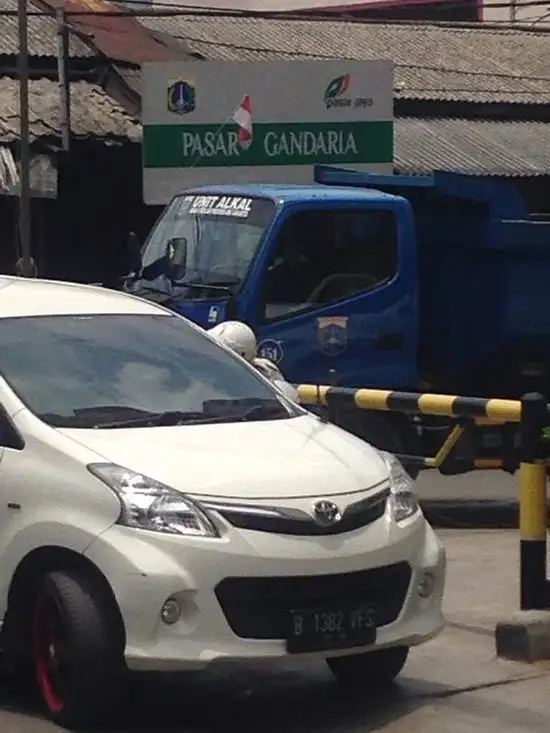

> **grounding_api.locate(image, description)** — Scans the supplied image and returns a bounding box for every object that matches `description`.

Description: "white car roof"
[0,276,169,319]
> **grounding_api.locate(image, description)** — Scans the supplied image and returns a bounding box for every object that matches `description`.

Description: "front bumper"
[85,510,446,672]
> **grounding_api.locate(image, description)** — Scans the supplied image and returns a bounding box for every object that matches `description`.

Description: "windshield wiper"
[234,403,290,422]
[42,401,292,430]
[97,410,211,428]
[132,281,232,307]
[173,281,233,297]
[200,398,292,423]
[99,404,290,428]
[95,399,292,428]
[38,405,163,429]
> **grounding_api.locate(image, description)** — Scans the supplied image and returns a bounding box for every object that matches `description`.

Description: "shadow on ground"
[0,656,451,733]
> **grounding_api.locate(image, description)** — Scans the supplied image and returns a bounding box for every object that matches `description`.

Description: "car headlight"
[87,463,219,537]
[380,451,420,523]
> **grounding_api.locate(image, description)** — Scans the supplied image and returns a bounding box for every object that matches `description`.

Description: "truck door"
[245,203,418,390]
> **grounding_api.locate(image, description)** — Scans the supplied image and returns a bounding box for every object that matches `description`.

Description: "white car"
[0,276,445,730]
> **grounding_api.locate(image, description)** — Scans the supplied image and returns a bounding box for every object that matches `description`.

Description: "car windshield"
[139,194,275,298]
[0,313,296,429]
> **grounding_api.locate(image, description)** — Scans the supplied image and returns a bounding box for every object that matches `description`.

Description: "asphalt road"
[3,622,550,733]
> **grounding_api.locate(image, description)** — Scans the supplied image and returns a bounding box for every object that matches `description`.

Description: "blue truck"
[124,165,550,474]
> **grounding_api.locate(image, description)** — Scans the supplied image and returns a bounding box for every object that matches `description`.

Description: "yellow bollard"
[519,393,548,610]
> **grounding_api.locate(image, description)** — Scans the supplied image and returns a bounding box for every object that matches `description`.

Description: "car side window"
[259,208,398,322]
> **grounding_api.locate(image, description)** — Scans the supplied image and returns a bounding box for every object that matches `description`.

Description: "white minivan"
[0,276,445,730]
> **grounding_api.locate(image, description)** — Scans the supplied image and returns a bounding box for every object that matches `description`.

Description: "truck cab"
[129,180,419,391]
[127,165,550,474]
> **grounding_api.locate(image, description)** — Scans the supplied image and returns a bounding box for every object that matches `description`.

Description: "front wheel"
[326,645,409,687]
[32,570,125,729]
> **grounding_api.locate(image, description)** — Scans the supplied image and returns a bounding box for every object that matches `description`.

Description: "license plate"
[287,603,376,654]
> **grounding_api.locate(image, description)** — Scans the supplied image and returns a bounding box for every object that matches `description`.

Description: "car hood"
[59,415,390,500]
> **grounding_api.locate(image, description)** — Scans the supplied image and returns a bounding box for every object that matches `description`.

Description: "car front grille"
[215,562,412,640]
[204,488,389,537]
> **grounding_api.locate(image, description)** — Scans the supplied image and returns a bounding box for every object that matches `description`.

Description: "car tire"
[326,645,409,686]
[32,569,125,730]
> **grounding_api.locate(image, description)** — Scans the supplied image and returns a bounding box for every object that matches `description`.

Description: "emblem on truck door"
[312,500,342,526]
[317,317,348,356]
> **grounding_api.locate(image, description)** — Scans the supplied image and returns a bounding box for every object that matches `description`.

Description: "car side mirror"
[125,231,142,274]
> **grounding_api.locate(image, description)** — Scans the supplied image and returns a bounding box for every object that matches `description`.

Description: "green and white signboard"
[142,59,394,204]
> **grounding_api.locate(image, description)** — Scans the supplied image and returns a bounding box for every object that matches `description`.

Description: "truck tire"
[331,408,420,479]
[32,569,124,730]
[327,645,409,687]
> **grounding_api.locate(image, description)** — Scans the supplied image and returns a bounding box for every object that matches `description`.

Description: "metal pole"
[327,369,339,424]
[519,392,548,610]
[17,0,32,276]
[510,0,517,23]
[56,2,70,152]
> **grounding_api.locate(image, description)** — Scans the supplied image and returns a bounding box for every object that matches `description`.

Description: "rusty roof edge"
[28,0,165,120]
[37,0,193,64]
[31,0,107,58]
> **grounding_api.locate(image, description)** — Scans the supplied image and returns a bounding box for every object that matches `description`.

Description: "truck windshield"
[141,194,275,293]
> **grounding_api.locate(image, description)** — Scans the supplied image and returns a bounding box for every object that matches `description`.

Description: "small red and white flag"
[232,95,253,150]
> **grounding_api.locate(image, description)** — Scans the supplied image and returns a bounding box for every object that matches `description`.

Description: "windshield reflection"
[0,314,294,429]
[136,194,275,300]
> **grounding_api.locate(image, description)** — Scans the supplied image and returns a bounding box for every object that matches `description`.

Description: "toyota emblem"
[312,500,342,526]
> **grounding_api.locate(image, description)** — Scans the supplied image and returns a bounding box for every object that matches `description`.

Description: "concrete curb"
[420,499,523,529]
[496,611,550,662]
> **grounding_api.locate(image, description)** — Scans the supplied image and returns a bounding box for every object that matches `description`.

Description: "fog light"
[418,571,435,598]
[160,598,182,625]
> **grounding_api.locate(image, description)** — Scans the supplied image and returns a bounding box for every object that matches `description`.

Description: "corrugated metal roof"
[139,16,550,105]
[395,117,550,176]
[0,77,140,142]
[0,0,94,57]
[38,0,190,63]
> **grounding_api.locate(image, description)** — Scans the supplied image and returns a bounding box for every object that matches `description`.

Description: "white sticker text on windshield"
[185,195,253,218]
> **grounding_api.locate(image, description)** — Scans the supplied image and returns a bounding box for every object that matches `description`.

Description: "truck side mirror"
[125,231,142,274]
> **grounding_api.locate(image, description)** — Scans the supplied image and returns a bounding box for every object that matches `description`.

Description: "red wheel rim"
[32,592,67,715]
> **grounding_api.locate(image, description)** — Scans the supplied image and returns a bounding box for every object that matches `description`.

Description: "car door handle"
[374,333,404,351]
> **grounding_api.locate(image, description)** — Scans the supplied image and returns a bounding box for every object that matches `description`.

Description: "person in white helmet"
[208,320,300,403]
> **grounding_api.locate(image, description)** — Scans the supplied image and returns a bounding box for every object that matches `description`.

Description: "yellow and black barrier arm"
[297,384,521,469]
[296,384,550,610]
[296,384,522,420]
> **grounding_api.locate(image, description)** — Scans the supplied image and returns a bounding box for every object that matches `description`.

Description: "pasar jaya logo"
[324,74,351,108]
[324,73,374,110]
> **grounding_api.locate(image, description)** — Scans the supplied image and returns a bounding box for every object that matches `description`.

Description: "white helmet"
[208,320,257,362]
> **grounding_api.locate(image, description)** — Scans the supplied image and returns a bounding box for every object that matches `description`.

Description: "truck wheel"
[327,645,409,687]
[333,409,420,479]
[32,570,124,730]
